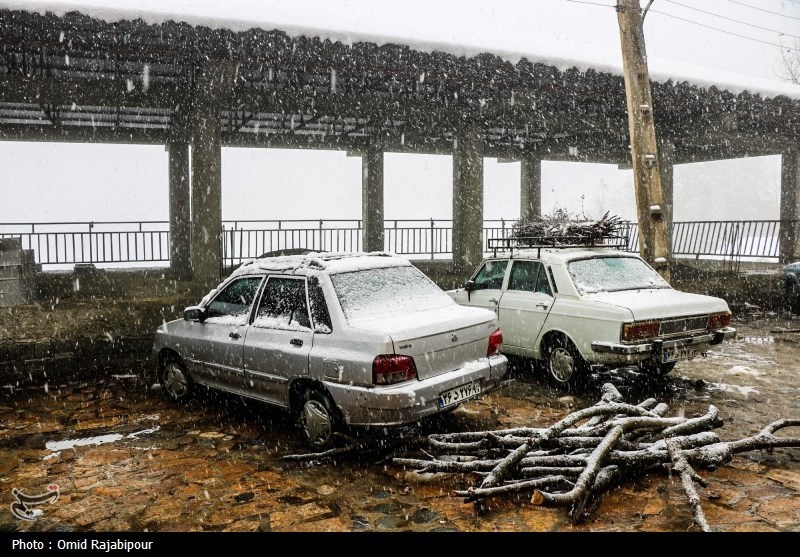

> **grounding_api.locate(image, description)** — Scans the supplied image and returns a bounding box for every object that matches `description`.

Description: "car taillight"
[487,328,503,357]
[372,355,417,385]
[622,320,660,341]
[708,311,732,330]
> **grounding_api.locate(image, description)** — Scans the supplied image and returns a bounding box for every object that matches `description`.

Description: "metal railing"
[1,219,792,269]
[0,221,170,268]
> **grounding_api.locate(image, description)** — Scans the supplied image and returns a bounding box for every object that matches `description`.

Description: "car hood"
[583,288,729,320]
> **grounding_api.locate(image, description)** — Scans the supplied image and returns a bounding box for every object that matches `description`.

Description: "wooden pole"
[616,0,671,281]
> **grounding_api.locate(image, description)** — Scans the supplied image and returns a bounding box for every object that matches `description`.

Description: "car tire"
[159,355,194,403]
[542,336,588,389]
[639,360,676,376]
[298,389,342,451]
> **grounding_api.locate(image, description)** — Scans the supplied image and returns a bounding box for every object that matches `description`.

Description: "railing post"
[430,218,434,259]
[89,221,94,263]
[319,219,324,251]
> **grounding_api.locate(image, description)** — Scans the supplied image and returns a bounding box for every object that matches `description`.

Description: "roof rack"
[487,233,629,257]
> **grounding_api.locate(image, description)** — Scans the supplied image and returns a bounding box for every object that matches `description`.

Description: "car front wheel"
[786,281,800,314]
[542,336,588,389]
[159,356,194,402]
[298,389,342,451]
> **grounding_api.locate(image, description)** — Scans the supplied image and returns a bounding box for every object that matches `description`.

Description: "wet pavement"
[1,311,799,533]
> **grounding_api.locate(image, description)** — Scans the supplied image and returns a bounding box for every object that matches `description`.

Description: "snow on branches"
[511,210,626,247]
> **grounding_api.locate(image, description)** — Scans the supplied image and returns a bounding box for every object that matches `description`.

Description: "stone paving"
[0,312,798,533]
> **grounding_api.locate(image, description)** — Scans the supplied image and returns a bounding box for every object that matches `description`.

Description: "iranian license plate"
[439,381,482,409]
[662,347,698,363]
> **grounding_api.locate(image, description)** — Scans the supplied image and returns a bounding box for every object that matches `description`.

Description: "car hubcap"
[549,347,574,383]
[302,399,332,446]
[163,363,188,398]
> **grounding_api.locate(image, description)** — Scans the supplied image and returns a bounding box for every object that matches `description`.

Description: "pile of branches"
[511,210,625,245]
[392,383,800,532]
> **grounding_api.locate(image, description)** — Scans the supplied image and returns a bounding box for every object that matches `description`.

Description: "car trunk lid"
[350,305,496,381]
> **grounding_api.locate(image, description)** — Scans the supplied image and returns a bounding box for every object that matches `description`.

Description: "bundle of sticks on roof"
[511,210,625,245]
[391,383,800,532]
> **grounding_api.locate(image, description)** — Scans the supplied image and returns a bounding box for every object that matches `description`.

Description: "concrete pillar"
[520,156,542,221]
[190,66,225,289]
[361,148,384,252]
[658,141,675,257]
[452,128,484,274]
[780,150,800,264]
[168,142,191,278]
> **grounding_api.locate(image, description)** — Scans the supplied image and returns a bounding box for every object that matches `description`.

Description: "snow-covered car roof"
[230,251,412,278]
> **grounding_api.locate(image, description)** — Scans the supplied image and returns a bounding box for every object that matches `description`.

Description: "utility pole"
[616,0,671,282]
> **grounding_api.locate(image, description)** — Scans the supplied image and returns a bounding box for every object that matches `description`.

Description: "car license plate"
[662,347,698,363]
[439,381,482,409]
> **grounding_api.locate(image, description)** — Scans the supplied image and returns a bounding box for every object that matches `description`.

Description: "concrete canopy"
[1,8,798,164]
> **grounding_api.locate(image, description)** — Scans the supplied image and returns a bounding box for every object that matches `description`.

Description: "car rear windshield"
[568,256,670,294]
[330,265,454,324]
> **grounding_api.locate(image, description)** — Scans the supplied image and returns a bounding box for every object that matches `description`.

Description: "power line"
[564,0,614,7]
[666,0,800,39]
[727,0,800,20]
[649,9,800,52]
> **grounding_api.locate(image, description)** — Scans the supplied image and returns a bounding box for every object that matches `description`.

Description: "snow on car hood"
[583,288,729,320]
[347,303,496,340]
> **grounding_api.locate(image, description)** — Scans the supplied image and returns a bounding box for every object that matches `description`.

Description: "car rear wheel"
[542,336,588,389]
[298,389,342,451]
[159,356,193,402]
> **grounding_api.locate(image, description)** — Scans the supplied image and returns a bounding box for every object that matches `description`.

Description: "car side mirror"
[184,306,207,322]
[464,280,477,292]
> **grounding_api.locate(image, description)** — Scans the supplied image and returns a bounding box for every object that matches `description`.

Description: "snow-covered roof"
[231,251,412,278]
[3,0,799,101]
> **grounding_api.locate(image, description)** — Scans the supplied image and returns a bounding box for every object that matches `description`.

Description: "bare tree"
[779,37,800,85]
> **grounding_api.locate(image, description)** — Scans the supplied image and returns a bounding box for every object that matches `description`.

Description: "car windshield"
[568,256,670,294]
[330,265,455,324]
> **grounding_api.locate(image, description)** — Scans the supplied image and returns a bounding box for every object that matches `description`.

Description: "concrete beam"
[361,148,385,253]
[0,75,181,108]
[0,124,169,144]
[780,150,800,264]
[168,143,192,279]
[520,156,542,221]
[452,128,484,275]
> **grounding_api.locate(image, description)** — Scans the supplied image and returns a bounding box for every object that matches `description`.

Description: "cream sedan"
[448,247,736,389]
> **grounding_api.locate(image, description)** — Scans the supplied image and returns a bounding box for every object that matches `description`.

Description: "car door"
[498,260,554,355]
[243,275,313,406]
[184,275,264,393]
[455,259,510,316]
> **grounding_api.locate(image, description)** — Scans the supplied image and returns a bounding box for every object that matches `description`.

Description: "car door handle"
[535,302,549,309]
[229,332,241,340]
[290,338,303,347]
[489,298,499,304]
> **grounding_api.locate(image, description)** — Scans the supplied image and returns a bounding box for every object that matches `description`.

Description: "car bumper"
[324,354,508,427]
[591,327,737,358]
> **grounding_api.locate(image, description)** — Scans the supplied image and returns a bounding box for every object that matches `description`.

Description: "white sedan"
[447,246,736,388]
[153,252,507,450]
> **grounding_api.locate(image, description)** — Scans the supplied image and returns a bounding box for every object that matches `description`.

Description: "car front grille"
[659,315,708,337]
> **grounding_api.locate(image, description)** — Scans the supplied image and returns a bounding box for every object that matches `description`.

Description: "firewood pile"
[510,210,626,246]
[391,383,800,532]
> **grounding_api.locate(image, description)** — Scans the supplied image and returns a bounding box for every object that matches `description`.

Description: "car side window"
[508,261,537,292]
[534,263,553,296]
[254,277,311,330]
[308,280,333,334]
[472,260,509,290]
[205,276,264,324]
